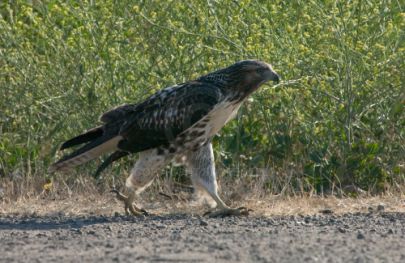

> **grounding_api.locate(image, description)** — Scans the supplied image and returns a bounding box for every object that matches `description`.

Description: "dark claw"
[238,207,253,214]
[140,209,149,216]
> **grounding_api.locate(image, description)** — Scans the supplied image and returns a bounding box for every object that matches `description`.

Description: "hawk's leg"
[113,149,169,216]
[186,143,250,217]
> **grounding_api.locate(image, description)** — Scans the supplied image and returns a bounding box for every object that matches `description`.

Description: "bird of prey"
[49,60,279,217]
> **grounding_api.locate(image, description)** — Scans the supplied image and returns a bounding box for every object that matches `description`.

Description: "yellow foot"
[204,207,251,218]
[111,189,148,216]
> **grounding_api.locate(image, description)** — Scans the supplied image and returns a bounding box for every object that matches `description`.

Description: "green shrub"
[0,0,403,193]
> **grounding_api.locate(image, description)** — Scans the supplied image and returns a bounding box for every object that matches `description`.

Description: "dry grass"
[1,190,404,217]
[249,195,405,216]
[1,174,404,217]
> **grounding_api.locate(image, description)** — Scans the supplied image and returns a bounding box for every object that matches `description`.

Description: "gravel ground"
[1,212,405,263]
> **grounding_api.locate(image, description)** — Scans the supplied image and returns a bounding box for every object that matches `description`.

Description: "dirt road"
[1,211,404,263]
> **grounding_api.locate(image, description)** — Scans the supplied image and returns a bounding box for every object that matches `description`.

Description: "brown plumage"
[49,60,279,177]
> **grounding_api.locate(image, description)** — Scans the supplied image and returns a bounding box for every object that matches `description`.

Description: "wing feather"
[50,80,224,174]
[105,81,224,153]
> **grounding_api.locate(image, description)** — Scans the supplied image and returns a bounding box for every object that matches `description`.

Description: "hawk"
[49,60,279,217]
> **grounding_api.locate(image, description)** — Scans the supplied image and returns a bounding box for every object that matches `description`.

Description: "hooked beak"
[263,69,280,84]
[273,73,280,83]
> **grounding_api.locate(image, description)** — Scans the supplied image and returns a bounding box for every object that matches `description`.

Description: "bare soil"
[1,212,405,263]
[1,196,405,262]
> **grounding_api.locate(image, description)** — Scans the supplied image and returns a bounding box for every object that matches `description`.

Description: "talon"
[111,188,147,217]
[140,208,149,216]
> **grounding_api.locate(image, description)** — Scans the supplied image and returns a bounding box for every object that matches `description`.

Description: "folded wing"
[49,81,223,175]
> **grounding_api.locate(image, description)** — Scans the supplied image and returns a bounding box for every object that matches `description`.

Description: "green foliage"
[0,0,404,193]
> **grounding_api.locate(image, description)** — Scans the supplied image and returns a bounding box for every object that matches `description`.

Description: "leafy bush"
[0,0,403,193]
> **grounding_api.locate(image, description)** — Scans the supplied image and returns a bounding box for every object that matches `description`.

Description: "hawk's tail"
[59,126,104,150]
[48,132,122,173]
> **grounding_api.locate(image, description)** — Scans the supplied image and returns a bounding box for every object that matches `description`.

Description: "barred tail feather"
[48,136,122,173]
[60,126,103,150]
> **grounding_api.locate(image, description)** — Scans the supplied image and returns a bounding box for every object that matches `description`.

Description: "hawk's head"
[199,60,279,101]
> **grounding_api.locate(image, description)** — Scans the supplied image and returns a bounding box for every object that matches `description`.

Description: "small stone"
[87,230,96,235]
[387,229,394,234]
[357,232,365,239]
[337,227,346,233]
[200,220,208,226]
[266,219,276,226]
[57,211,65,217]
[377,204,385,212]
[319,209,333,214]
[105,243,114,248]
